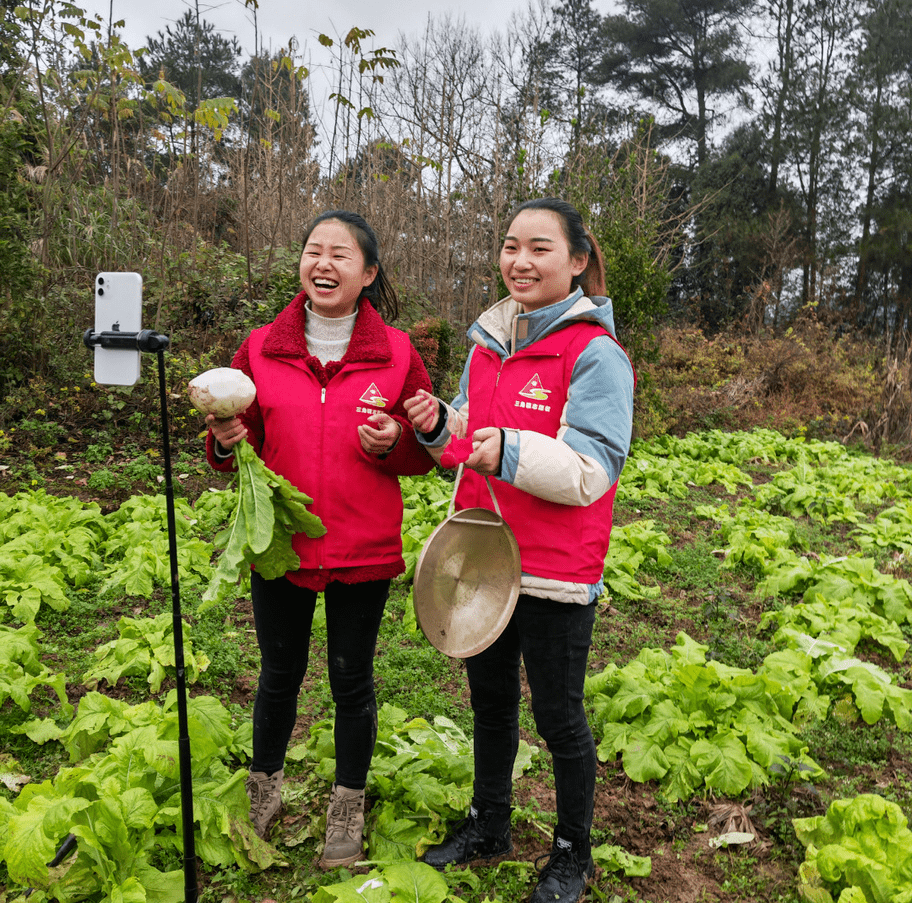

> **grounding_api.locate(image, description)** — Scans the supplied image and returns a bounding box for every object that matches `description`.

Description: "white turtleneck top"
[304,301,357,364]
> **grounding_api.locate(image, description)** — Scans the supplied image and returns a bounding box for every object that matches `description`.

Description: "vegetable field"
[1,427,911,903]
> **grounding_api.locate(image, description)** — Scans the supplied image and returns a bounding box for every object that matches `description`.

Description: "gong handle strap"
[449,465,503,519]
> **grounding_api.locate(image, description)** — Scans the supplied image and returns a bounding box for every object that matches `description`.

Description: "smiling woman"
[403,197,635,903]
[500,209,588,313]
[201,208,435,867]
[299,220,379,319]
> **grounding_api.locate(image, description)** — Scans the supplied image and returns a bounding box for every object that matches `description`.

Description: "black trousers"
[249,570,389,789]
[465,593,597,845]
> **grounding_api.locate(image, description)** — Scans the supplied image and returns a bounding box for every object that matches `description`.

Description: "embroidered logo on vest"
[516,373,552,412]
[359,383,388,408]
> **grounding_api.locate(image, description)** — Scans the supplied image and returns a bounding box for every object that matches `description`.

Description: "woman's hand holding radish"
[206,413,248,450]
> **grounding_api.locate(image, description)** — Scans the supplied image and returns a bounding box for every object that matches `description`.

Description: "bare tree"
[367,14,502,328]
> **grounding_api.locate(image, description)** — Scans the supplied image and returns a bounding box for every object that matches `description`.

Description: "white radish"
[191,366,325,609]
[189,367,256,419]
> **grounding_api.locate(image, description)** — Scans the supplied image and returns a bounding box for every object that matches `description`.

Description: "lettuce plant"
[585,633,823,802]
[794,794,912,903]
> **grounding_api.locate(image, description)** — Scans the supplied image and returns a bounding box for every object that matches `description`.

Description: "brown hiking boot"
[320,783,365,869]
[245,768,283,839]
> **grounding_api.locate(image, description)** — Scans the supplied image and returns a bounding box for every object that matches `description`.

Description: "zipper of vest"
[496,315,519,389]
[318,385,326,569]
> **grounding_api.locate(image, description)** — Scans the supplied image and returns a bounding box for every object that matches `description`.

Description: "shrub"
[643,323,881,441]
[409,316,462,398]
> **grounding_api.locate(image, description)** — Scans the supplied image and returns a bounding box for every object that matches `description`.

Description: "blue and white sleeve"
[500,336,634,505]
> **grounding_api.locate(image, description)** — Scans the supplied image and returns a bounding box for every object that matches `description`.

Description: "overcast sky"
[78,0,572,110]
[86,0,532,59]
[71,0,611,131]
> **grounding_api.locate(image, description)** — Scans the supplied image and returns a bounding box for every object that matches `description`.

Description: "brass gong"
[413,467,521,658]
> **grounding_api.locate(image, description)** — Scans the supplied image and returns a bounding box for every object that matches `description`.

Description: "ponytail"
[365,265,399,323]
[579,229,606,297]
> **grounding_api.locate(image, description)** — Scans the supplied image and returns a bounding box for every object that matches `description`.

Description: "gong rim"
[412,507,521,658]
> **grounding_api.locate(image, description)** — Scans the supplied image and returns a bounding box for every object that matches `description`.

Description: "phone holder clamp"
[83,328,170,353]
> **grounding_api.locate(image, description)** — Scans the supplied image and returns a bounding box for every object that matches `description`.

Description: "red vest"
[455,322,620,584]
[245,324,413,572]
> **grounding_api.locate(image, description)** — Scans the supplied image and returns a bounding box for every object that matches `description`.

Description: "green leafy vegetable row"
[588,427,912,803]
[0,692,274,902]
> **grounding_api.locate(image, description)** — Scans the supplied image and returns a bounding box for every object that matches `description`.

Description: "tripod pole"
[154,348,199,903]
[83,320,198,901]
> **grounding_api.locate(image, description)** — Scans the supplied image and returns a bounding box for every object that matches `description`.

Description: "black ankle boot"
[529,836,595,903]
[422,805,512,869]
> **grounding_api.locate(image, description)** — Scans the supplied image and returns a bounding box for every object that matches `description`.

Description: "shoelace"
[534,845,581,883]
[447,815,474,836]
[326,797,359,839]
[247,776,277,818]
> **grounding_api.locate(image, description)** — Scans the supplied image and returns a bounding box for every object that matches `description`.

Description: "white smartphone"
[94,272,142,385]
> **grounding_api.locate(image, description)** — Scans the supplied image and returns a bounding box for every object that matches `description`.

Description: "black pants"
[249,570,389,789]
[465,593,597,845]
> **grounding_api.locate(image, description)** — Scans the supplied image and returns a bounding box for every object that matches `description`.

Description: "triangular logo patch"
[359,382,388,408]
[518,373,551,401]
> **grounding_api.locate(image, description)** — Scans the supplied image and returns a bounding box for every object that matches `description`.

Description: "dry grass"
[641,321,892,450]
